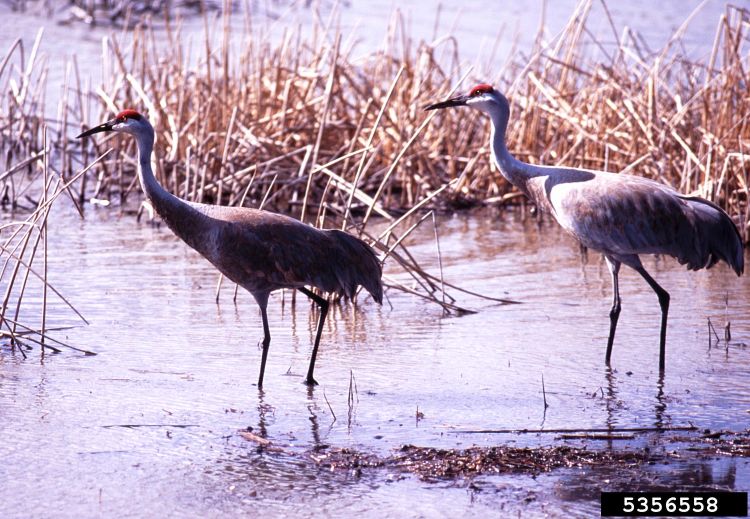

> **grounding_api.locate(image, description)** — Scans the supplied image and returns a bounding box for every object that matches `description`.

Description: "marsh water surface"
[1,1,749,517]
[2,207,749,517]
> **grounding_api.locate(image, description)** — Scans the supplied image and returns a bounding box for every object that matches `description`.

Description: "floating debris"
[305,429,750,481]
[309,444,647,480]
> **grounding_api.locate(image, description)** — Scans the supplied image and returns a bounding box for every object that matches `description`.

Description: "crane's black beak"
[423,94,469,111]
[77,119,116,139]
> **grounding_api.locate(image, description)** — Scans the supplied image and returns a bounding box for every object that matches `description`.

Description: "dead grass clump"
[1,6,501,320]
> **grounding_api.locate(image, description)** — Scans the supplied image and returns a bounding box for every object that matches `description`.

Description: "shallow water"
[2,207,749,517]
[2,1,749,517]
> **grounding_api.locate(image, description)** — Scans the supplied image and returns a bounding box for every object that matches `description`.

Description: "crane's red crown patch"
[116,109,142,121]
[470,84,493,96]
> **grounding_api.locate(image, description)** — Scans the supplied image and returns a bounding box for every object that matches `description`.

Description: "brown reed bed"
[439,1,750,232]
[67,1,750,237]
[65,1,749,310]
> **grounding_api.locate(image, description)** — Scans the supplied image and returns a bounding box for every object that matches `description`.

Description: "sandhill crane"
[78,110,383,387]
[426,84,744,371]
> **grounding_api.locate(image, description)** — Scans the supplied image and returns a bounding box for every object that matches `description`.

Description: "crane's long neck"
[486,96,541,199]
[134,128,170,204]
[133,126,210,247]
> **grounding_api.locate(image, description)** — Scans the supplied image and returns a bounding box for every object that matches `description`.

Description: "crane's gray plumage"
[78,110,383,387]
[426,84,743,371]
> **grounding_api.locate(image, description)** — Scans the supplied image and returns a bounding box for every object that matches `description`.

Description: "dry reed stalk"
[0,152,107,354]
[0,31,50,210]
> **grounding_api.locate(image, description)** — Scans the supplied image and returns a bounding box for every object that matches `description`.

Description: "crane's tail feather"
[683,197,744,276]
[326,229,384,304]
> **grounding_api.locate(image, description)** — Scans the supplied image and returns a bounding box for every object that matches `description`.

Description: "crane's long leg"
[634,265,670,371]
[255,293,271,388]
[298,287,329,386]
[604,257,621,365]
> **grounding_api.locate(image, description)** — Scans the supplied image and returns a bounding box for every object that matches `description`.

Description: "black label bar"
[601,492,748,517]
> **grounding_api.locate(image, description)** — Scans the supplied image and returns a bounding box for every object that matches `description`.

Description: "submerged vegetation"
[1,0,749,348]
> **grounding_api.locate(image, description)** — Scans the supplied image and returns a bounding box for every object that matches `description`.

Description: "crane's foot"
[304,376,319,386]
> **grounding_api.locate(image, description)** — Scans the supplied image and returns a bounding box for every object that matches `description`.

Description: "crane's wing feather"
[551,173,743,274]
[215,212,383,300]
